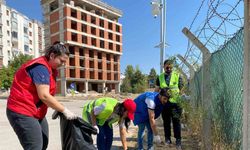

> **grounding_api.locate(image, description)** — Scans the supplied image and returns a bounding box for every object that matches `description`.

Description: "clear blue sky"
[6,0,242,74]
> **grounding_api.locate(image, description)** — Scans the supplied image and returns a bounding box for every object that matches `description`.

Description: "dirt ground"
[123,118,200,150]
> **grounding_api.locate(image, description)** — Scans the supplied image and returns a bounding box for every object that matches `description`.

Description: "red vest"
[7,56,57,119]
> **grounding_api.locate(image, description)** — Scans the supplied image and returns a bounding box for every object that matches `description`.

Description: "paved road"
[0,98,137,150]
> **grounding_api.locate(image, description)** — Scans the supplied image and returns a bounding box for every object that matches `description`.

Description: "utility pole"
[151,0,166,73]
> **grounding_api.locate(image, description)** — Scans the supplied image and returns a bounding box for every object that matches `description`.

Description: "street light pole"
[151,0,166,73]
[160,0,166,73]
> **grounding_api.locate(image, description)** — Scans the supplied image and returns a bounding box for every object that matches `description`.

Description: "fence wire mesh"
[189,28,243,149]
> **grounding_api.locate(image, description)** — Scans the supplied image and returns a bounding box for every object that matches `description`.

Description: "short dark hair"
[159,87,170,98]
[164,59,173,66]
[45,41,70,60]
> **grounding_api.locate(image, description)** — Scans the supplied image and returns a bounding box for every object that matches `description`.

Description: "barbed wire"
[179,0,243,78]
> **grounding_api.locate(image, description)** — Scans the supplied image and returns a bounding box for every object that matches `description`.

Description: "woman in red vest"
[6,41,77,150]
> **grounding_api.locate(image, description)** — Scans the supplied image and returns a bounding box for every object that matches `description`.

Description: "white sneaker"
[148,147,154,150]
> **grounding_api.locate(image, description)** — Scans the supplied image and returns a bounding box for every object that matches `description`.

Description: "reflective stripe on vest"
[159,71,180,103]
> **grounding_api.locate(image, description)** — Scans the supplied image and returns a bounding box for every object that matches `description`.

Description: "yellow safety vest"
[159,70,180,103]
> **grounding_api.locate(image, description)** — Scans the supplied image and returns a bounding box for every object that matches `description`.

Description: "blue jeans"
[137,121,153,150]
[97,122,113,150]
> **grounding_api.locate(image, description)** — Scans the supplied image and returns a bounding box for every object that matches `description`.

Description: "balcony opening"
[81,13,87,21]
[71,33,77,42]
[90,71,94,79]
[89,50,94,58]
[80,70,85,78]
[116,35,120,42]
[50,0,58,12]
[69,46,74,54]
[100,19,104,27]
[70,69,75,78]
[71,8,77,18]
[82,35,87,44]
[82,24,87,32]
[116,45,120,52]
[80,59,85,67]
[71,21,77,30]
[79,48,84,56]
[98,52,102,59]
[116,25,120,32]
[91,27,96,35]
[106,54,110,61]
[108,22,112,30]
[107,73,111,80]
[100,30,104,38]
[98,72,103,80]
[108,32,113,40]
[109,43,113,50]
[91,38,96,46]
[69,58,75,66]
[114,73,118,80]
[100,40,104,48]
[91,16,96,24]
[98,62,102,70]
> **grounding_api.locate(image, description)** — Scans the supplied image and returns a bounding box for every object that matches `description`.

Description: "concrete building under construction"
[41,0,123,95]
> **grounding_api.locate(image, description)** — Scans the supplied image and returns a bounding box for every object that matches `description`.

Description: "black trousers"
[161,101,182,142]
[6,108,49,150]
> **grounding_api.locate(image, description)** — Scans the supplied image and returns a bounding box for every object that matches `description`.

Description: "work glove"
[62,108,77,120]
[153,135,161,144]
[93,125,99,134]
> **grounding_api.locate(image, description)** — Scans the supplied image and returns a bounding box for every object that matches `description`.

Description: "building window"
[100,30,104,38]
[7,40,10,46]
[12,31,18,39]
[7,30,10,36]
[29,40,32,45]
[91,27,96,35]
[108,22,113,30]
[116,25,120,32]
[29,31,32,36]
[91,38,96,46]
[116,35,120,42]
[7,50,10,57]
[91,16,96,24]
[109,43,113,50]
[24,27,28,34]
[50,0,59,12]
[100,40,104,48]
[0,48,2,56]
[82,35,87,44]
[29,23,32,28]
[82,24,87,32]
[6,10,9,16]
[81,13,86,21]
[108,33,113,40]
[24,45,29,52]
[12,12,17,19]
[116,45,121,52]
[7,20,9,26]
[100,19,104,28]
[71,8,77,18]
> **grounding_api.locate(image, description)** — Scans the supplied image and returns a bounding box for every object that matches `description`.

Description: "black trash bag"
[52,111,97,150]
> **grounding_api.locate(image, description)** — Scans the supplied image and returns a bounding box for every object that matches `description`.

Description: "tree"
[131,66,147,93]
[121,65,147,93]
[0,54,33,89]
[148,68,158,88]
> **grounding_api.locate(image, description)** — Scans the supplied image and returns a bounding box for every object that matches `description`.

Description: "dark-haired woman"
[6,41,77,150]
[82,98,136,150]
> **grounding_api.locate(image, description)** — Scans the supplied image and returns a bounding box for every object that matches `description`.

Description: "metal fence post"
[182,27,212,149]
[243,0,250,149]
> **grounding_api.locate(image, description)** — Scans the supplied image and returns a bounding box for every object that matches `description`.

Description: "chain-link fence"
[189,28,243,149]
